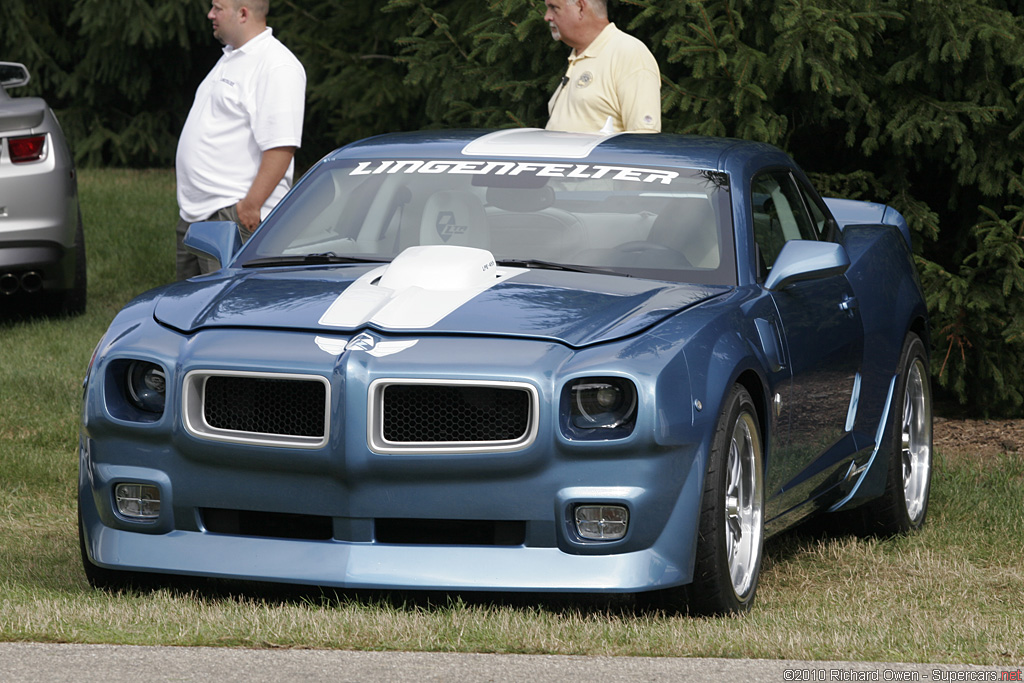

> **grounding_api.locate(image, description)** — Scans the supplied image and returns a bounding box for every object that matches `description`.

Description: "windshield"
[243,157,735,285]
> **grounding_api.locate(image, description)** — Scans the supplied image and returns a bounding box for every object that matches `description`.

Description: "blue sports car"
[79,129,932,614]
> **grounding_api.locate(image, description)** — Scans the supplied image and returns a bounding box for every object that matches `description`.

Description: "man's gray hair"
[567,0,608,19]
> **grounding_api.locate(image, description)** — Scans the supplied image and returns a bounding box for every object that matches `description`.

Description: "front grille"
[183,371,330,448]
[383,384,529,442]
[369,379,538,453]
[204,375,325,437]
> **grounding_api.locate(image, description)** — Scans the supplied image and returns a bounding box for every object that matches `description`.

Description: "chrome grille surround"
[183,370,331,449]
[368,378,539,454]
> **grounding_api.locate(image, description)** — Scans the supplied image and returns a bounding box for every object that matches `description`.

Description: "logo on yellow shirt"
[575,71,594,88]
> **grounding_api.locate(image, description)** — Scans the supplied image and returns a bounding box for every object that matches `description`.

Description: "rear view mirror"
[764,240,850,291]
[183,221,243,270]
[0,62,30,89]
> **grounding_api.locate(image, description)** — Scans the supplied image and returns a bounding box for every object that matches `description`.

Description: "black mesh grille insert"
[375,519,526,546]
[204,376,326,437]
[381,384,530,443]
[201,508,332,540]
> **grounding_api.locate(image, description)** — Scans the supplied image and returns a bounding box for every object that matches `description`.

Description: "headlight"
[126,361,166,413]
[569,377,637,431]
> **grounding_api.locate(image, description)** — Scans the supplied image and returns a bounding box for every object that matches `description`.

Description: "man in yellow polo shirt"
[544,0,661,134]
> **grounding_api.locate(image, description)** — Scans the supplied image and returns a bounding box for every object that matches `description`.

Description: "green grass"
[1,169,1021,663]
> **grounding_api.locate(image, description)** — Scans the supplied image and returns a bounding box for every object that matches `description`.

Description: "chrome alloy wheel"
[901,356,932,525]
[724,410,764,599]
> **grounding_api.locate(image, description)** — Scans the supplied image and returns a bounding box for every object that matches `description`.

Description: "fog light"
[115,483,161,520]
[575,505,628,541]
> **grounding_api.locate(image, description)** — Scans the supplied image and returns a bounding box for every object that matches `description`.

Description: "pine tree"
[5,0,1022,414]
[2,0,217,166]
[271,1,426,169]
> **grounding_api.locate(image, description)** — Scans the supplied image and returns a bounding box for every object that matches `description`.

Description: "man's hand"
[236,145,298,234]
[235,197,263,233]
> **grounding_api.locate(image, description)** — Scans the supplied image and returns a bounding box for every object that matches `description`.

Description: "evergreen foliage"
[2,0,1022,415]
[2,0,218,166]
[270,1,424,167]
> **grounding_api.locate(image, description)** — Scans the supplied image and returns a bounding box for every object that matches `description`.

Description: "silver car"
[0,61,86,315]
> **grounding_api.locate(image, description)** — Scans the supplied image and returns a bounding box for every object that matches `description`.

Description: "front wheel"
[78,498,142,590]
[689,384,765,615]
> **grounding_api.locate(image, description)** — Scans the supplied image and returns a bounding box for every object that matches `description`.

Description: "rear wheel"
[58,213,87,316]
[689,384,765,615]
[861,333,932,535]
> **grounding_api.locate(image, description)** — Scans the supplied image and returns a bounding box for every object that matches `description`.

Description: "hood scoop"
[318,245,523,330]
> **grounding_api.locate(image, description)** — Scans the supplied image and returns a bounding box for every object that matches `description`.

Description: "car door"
[752,170,865,521]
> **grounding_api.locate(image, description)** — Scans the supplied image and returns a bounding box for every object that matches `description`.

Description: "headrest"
[419,190,489,248]
[485,185,555,212]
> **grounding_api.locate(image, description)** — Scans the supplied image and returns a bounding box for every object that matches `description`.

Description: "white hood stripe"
[318,246,524,330]
[461,128,620,159]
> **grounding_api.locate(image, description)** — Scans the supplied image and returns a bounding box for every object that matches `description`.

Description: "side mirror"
[764,240,850,291]
[183,221,243,270]
[0,62,30,89]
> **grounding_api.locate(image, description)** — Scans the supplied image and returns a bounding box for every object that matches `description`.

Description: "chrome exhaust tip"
[0,272,20,295]
[19,271,43,294]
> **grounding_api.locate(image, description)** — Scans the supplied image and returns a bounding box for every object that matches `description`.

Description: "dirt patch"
[934,417,1024,463]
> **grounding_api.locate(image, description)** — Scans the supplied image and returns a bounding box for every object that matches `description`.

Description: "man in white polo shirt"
[175,0,305,279]
[544,0,660,134]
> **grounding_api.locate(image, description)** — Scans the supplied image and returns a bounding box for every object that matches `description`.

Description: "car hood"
[153,246,728,347]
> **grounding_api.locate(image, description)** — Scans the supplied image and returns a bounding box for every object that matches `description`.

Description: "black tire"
[688,384,765,615]
[59,213,87,316]
[859,332,933,536]
[78,499,138,591]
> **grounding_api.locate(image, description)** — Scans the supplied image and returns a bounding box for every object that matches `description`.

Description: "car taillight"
[9,134,46,163]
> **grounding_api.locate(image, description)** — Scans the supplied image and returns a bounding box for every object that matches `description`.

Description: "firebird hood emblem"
[314,333,418,357]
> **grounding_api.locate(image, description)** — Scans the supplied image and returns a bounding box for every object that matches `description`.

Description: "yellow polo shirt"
[546,23,661,134]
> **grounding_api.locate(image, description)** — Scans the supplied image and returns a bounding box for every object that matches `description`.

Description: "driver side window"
[751,171,817,279]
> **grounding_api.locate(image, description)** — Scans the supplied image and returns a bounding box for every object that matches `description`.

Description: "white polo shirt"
[546,23,661,134]
[176,28,306,222]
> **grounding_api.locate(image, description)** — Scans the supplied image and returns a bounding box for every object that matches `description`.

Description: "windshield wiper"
[496,259,630,277]
[242,252,392,268]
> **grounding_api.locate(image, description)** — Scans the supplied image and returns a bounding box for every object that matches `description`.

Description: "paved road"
[0,643,1016,682]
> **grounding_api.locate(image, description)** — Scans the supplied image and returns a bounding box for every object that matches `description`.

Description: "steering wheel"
[614,241,693,268]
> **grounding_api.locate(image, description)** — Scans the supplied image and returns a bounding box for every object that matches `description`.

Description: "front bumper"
[80,326,705,592]
[79,489,695,593]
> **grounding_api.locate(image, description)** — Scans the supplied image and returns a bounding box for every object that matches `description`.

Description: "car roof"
[326,129,795,177]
